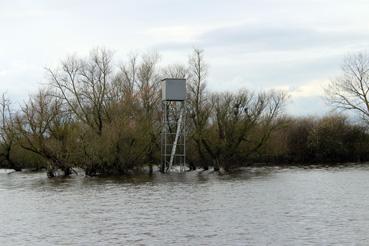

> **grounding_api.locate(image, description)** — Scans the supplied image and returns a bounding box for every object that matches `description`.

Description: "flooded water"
[1,166,369,245]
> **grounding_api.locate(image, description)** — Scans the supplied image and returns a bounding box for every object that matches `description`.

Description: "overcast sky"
[1,0,368,115]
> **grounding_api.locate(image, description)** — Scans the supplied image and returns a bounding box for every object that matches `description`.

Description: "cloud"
[203,25,367,50]
[283,79,331,116]
[152,23,369,53]
[0,0,368,116]
[289,79,330,98]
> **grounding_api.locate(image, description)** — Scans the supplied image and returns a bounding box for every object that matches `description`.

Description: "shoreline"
[2,162,369,177]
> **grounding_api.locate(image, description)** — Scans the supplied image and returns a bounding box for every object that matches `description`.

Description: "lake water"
[1,166,369,245]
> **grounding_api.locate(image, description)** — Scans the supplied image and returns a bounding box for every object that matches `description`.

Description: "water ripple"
[1,167,369,245]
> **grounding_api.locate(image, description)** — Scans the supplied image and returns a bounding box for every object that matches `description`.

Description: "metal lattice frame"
[161,100,186,173]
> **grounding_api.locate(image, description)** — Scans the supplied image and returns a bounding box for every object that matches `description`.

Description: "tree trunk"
[213,159,220,172]
[85,166,97,176]
[63,167,72,176]
[149,164,153,175]
[47,167,55,178]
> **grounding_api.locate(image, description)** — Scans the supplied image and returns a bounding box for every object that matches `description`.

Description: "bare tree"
[0,94,20,170]
[162,64,188,79]
[113,52,161,114]
[137,52,161,115]
[16,90,74,177]
[326,52,369,122]
[187,48,213,170]
[136,52,161,173]
[108,52,162,174]
[111,53,138,102]
[248,90,289,155]
[201,90,288,170]
[48,48,113,135]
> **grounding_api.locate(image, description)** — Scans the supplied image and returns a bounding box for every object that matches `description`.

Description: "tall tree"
[0,94,20,171]
[16,90,74,177]
[187,48,212,170]
[202,90,287,170]
[326,52,369,122]
[48,48,113,135]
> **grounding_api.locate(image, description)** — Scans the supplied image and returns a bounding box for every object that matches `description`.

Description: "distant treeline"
[258,115,369,164]
[0,48,368,177]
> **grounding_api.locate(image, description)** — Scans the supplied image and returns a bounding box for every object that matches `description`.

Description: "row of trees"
[0,49,369,177]
[261,115,369,164]
[263,52,369,164]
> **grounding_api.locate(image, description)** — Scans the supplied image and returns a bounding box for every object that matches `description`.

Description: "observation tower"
[160,79,186,173]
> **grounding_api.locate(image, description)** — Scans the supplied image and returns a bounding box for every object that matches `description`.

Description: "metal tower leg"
[167,106,184,172]
[161,101,186,173]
